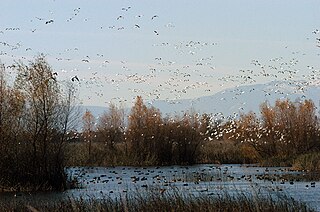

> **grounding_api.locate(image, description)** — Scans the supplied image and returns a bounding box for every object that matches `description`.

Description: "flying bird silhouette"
[71,76,80,82]
[151,15,158,20]
[45,19,54,24]
[121,6,131,11]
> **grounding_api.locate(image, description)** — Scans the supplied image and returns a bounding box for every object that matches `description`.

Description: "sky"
[1,0,319,107]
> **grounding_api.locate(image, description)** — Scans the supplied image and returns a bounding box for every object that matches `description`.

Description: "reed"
[0,187,313,212]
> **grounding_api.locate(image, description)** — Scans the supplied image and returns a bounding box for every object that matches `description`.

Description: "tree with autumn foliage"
[125,96,203,165]
[162,110,204,164]
[82,109,96,162]
[0,56,78,191]
[126,96,160,164]
[95,103,126,164]
[260,99,320,157]
[227,99,320,163]
[0,64,27,185]
[97,103,125,149]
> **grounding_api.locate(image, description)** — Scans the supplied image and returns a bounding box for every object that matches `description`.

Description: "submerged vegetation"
[1,56,320,193]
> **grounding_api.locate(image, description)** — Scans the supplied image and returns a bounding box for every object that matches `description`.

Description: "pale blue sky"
[1,0,319,106]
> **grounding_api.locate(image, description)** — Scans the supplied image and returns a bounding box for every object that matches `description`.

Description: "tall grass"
[0,188,313,212]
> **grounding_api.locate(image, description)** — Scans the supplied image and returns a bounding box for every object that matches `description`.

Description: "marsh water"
[1,164,320,211]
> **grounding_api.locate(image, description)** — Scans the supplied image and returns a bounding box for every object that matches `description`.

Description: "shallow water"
[1,164,320,211]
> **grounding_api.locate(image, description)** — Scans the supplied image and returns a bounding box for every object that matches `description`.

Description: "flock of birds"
[0,3,319,114]
[2,4,320,207]
[67,165,317,197]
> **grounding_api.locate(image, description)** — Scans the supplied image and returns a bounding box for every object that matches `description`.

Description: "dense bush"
[293,152,320,172]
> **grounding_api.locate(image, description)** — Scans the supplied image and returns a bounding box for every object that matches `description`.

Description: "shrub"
[293,152,320,172]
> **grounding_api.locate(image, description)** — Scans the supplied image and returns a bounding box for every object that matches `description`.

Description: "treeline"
[72,96,207,166]
[72,98,320,169]
[1,56,320,192]
[70,95,320,169]
[0,56,78,191]
[225,99,320,166]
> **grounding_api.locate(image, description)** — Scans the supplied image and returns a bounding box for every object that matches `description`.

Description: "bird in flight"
[117,15,124,20]
[71,76,80,82]
[50,72,58,81]
[151,15,158,20]
[121,6,131,11]
[45,19,54,24]
[35,17,44,21]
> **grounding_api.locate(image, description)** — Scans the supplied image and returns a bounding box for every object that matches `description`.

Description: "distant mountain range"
[81,80,320,120]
